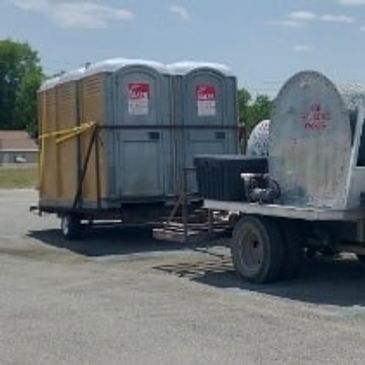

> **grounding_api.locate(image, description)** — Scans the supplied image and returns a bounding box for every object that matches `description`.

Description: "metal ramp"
[153,168,230,243]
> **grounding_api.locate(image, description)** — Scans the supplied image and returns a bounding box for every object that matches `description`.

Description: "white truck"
[198,71,365,284]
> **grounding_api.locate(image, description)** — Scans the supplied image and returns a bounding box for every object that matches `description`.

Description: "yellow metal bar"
[38,121,96,192]
[55,122,95,144]
[38,121,96,140]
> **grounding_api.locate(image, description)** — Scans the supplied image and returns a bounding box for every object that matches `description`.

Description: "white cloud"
[339,0,365,5]
[267,9,355,29]
[266,20,304,28]
[9,0,48,10]
[360,26,365,31]
[289,11,317,21]
[8,0,135,28]
[320,14,355,23]
[293,45,313,52]
[169,5,190,21]
[51,2,134,29]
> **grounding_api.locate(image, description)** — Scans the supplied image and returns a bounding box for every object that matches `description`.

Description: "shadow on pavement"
[28,226,365,307]
[155,249,365,307]
[27,226,214,257]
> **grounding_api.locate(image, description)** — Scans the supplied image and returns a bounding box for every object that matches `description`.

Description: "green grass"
[0,166,38,189]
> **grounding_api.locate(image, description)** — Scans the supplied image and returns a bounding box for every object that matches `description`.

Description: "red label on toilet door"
[128,83,149,115]
[197,85,216,117]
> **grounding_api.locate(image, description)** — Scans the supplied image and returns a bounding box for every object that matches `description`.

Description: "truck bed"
[204,200,365,221]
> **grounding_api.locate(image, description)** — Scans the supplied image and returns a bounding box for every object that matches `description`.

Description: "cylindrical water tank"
[269,70,365,209]
[247,120,270,157]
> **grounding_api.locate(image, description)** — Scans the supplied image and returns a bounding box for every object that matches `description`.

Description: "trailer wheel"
[279,221,303,280]
[61,215,81,240]
[231,216,285,284]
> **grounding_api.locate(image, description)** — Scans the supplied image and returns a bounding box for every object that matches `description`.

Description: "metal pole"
[0,137,2,166]
[72,127,97,209]
[208,209,213,234]
[182,168,188,243]
[75,82,82,206]
[95,128,101,209]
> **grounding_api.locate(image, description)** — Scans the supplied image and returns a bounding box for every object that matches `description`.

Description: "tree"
[15,66,43,137]
[246,95,273,132]
[0,39,43,136]
[237,87,251,123]
[237,87,273,133]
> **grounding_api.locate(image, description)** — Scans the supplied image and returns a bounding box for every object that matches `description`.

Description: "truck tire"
[61,214,81,240]
[231,215,285,284]
[279,220,303,280]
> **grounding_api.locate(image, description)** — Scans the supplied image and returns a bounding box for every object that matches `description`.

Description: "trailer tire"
[61,215,81,240]
[279,220,303,280]
[231,215,285,284]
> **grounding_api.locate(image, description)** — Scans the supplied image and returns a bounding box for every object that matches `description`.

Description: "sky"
[2,0,365,96]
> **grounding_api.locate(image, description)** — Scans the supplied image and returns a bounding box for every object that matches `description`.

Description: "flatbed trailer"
[33,165,220,242]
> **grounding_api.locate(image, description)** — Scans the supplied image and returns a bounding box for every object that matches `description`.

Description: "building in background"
[0,131,38,165]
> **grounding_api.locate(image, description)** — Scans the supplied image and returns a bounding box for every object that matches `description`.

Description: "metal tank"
[167,61,238,192]
[247,119,270,157]
[269,71,365,209]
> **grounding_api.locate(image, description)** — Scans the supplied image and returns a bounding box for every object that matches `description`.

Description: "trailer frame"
[34,124,236,239]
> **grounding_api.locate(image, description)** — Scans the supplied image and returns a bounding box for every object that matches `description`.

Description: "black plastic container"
[194,155,268,201]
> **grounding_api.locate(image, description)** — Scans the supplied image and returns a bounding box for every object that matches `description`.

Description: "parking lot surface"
[1,190,365,364]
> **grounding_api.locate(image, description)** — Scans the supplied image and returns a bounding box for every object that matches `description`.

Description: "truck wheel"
[61,215,81,240]
[231,216,285,284]
[279,221,303,280]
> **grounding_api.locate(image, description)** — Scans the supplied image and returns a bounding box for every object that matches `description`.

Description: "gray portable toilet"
[167,61,238,192]
[82,58,174,203]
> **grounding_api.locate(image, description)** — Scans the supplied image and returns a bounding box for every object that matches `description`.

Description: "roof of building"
[0,131,38,151]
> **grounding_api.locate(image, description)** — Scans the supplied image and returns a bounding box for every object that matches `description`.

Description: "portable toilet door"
[168,62,238,193]
[110,61,173,201]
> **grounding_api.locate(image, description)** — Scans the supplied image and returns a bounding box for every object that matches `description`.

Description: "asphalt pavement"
[1,189,365,364]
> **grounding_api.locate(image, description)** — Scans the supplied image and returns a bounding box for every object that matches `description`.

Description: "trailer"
[34,58,238,239]
[196,71,365,283]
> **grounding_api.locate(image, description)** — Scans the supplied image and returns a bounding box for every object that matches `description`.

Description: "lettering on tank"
[128,83,150,116]
[196,85,216,117]
[300,103,331,131]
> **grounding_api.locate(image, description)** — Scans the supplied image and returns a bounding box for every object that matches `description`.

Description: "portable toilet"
[78,58,174,207]
[55,68,85,206]
[167,61,238,192]
[38,76,61,205]
[39,68,87,208]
